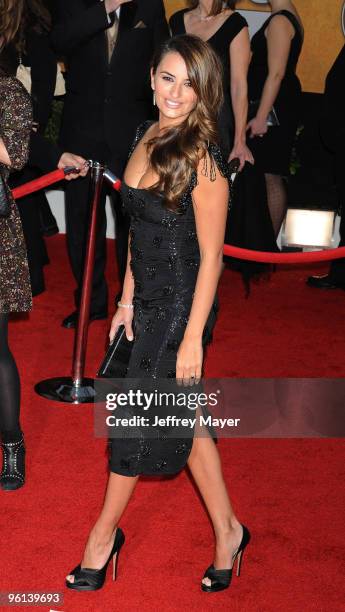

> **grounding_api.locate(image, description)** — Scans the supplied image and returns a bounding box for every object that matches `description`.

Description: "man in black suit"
[51,0,169,327]
[307,44,345,290]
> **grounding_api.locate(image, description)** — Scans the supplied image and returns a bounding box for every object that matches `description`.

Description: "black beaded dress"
[109,121,230,477]
[169,10,248,158]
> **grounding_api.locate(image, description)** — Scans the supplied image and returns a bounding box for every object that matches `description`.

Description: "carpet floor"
[1,235,344,612]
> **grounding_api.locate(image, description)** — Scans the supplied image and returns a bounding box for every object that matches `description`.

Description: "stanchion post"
[35,161,115,403]
[72,162,104,386]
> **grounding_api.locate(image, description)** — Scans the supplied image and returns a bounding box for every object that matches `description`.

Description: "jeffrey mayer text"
[106,415,241,429]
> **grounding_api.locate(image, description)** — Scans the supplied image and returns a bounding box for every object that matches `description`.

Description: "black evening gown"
[169,10,248,158]
[225,10,302,286]
[169,10,278,284]
[109,122,230,477]
[247,10,303,176]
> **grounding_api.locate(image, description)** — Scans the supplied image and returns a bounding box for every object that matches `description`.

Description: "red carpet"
[1,235,345,612]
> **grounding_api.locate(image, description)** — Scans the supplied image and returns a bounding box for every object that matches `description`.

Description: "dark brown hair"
[148,35,224,211]
[0,0,25,50]
[0,0,51,53]
[187,0,236,15]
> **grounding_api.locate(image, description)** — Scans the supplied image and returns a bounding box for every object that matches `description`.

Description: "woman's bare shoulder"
[267,12,301,39]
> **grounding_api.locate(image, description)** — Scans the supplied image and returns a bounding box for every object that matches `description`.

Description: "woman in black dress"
[247,0,303,236]
[66,35,250,594]
[169,0,253,168]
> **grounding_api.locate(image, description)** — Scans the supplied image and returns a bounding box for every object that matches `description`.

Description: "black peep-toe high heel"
[201,524,250,593]
[66,527,125,591]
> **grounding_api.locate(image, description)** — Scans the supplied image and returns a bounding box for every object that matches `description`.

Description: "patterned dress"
[0,75,32,313]
[108,122,231,477]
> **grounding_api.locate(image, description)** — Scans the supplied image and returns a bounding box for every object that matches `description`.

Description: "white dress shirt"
[101,1,120,24]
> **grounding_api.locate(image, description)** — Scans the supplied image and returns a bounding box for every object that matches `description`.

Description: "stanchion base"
[35,377,115,404]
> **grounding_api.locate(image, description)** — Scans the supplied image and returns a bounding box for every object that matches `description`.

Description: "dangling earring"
[153,90,156,106]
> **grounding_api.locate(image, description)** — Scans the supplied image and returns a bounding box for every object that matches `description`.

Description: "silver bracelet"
[117,301,134,309]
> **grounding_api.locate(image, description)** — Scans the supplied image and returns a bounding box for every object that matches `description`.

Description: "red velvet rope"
[12,169,66,200]
[223,244,345,263]
[12,169,345,264]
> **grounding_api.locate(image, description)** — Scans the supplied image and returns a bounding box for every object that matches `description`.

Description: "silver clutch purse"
[249,100,280,127]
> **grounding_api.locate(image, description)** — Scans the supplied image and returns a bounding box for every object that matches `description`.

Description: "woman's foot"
[66,526,117,584]
[201,521,244,588]
[0,434,25,491]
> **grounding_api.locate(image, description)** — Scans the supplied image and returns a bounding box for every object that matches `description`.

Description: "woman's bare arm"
[247,15,294,137]
[109,236,135,342]
[176,156,229,384]
[229,27,254,168]
[121,239,135,305]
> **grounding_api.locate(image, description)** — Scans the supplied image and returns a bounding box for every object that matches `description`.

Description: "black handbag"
[97,325,134,378]
[0,170,11,217]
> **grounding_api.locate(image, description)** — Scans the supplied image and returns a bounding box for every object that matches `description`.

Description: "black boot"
[0,434,25,491]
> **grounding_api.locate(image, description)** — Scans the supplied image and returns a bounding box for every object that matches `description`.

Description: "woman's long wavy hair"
[187,0,236,15]
[148,35,224,211]
[0,0,51,52]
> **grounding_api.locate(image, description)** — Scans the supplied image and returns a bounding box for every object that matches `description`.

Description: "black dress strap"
[179,143,232,213]
[169,9,188,34]
[224,12,248,40]
[208,143,231,180]
[128,120,155,159]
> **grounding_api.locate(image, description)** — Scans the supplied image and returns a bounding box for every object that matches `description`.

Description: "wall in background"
[164,0,345,93]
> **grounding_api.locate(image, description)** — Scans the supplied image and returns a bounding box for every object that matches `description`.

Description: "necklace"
[197,3,226,22]
[198,6,213,21]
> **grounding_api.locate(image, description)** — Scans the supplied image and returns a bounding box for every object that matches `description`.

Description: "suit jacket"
[0,31,56,130]
[51,0,169,175]
[320,44,345,154]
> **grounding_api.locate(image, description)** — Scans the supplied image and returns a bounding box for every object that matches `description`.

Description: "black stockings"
[265,174,288,238]
[0,314,21,441]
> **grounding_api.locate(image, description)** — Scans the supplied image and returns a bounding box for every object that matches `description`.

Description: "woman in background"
[169,0,253,169]
[1,0,62,296]
[247,0,303,237]
[0,0,87,491]
[0,63,32,491]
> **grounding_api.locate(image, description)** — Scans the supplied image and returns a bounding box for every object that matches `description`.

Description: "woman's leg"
[265,173,288,238]
[187,425,243,580]
[0,313,21,438]
[0,313,25,490]
[67,472,138,581]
